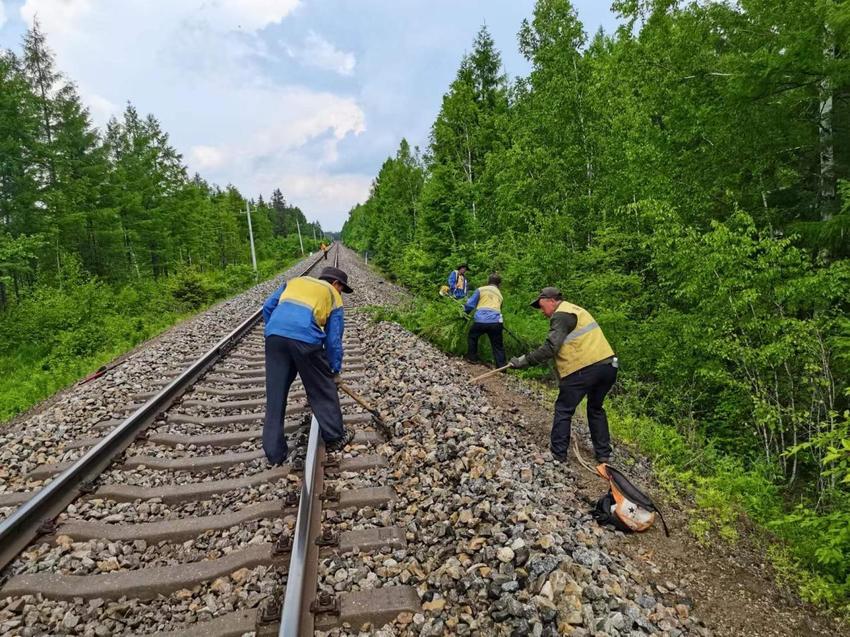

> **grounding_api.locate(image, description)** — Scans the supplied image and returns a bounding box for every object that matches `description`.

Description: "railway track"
[0,245,416,636]
[0,244,722,637]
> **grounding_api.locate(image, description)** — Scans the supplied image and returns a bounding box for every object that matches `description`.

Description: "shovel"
[337,381,385,426]
[470,364,512,383]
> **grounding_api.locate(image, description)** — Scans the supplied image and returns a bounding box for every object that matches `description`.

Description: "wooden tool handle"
[470,364,512,383]
[338,382,376,411]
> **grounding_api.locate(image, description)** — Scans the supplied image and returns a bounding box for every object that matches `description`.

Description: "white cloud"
[190,145,227,170]
[283,173,372,209]
[286,31,356,76]
[20,0,93,36]
[184,86,367,227]
[20,0,299,35]
[0,2,7,30]
[254,171,372,229]
[79,89,117,127]
[205,0,300,32]
[15,0,369,229]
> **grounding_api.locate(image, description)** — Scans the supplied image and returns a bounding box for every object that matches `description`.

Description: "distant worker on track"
[261,266,355,465]
[464,273,506,368]
[320,241,329,260]
[510,287,618,465]
[447,263,469,299]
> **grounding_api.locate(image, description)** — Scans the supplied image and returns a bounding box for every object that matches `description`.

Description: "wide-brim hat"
[530,286,562,308]
[319,267,353,293]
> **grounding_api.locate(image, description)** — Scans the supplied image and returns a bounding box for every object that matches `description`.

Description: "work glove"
[510,355,528,369]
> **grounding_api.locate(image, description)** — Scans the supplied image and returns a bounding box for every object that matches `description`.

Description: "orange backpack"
[592,464,669,536]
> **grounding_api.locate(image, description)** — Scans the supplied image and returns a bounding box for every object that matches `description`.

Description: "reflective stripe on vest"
[554,301,615,379]
[476,285,503,311]
[563,321,598,343]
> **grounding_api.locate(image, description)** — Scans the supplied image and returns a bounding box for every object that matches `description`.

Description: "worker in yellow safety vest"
[447,264,469,299]
[510,287,618,465]
[320,241,329,260]
[261,267,355,464]
[464,273,506,367]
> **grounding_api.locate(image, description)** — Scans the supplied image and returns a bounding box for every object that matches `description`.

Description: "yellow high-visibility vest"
[452,271,466,292]
[476,285,503,311]
[278,276,342,328]
[554,301,614,378]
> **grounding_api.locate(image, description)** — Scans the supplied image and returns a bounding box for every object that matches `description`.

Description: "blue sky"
[0,1,619,230]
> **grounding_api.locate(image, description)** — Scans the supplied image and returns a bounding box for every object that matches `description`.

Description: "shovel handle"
[338,382,376,412]
[470,364,512,383]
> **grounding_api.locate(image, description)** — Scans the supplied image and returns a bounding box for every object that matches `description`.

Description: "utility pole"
[295,218,305,255]
[245,201,257,279]
[312,225,317,241]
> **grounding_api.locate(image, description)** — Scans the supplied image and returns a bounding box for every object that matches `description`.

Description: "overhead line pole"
[245,201,257,280]
[295,218,305,256]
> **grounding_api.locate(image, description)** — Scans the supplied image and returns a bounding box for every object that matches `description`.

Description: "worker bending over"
[261,266,355,464]
[447,264,469,299]
[511,287,618,464]
[465,273,506,368]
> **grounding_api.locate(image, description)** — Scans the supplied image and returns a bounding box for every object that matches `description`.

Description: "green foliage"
[169,269,209,310]
[0,23,327,309]
[0,257,297,422]
[608,406,850,612]
[342,1,850,609]
[0,25,329,418]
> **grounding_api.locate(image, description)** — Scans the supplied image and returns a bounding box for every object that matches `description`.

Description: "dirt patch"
[464,359,845,637]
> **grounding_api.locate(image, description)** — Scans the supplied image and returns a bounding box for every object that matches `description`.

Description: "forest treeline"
[0,24,323,418]
[342,0,850,610]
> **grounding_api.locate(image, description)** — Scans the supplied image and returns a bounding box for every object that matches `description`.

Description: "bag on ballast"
[591,464,669,536]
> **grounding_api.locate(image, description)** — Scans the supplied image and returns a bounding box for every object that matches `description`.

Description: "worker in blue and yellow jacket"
[447,264,469,299]
[261,266,354,464]
[464,273,506,368]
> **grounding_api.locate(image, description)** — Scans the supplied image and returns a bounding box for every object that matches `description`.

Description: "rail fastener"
[310,592,341,617]
[37,518,58,536]
[315,528,339,548]
[258,598,283,625]
[320,487,339,502]
[322,456,340,469]
[274,534,294,556]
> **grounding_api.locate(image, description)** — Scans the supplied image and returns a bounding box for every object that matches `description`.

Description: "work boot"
[596,456,611,465]
[266,447,289,467]
[549,449,568,464]
[326,427,354,453]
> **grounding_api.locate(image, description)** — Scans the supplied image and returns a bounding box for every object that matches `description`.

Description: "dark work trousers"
[467,322,506,367]
[551,361,618,460]
[263,335,345,464]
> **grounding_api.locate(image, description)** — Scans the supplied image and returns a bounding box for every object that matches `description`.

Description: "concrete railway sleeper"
[0,244,420,636]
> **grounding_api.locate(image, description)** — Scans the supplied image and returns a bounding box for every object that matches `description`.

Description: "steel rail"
[278,241,340,636]
[279,415,323,636]
[0,246,330,573]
